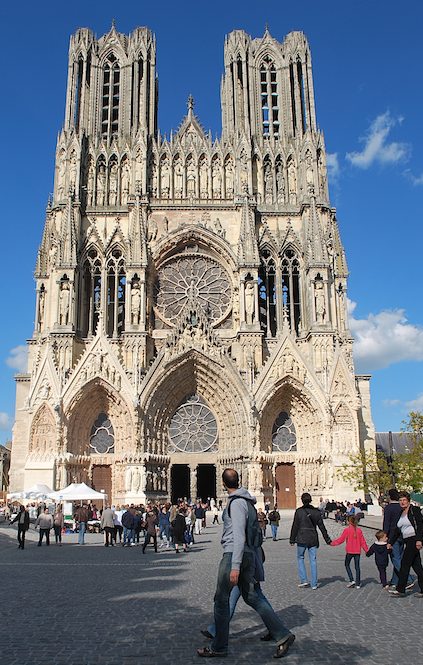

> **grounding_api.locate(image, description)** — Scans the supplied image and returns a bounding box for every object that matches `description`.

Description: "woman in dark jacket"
[388,491,423,597]
[290,492,332,589]
[10,505,30,550]
[171,508,188,553]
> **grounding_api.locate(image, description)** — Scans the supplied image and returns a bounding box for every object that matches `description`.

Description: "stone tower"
[10,25,375,506]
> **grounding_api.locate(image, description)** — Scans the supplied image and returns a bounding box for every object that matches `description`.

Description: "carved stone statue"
[87,160,95,205]
[109,162,118,205]
[315,281,326,324]
[187,160,196,196]
[131,282,141,325]
[121,161,130,204]
[96,165,106,205]
[200,160,208,198]
[212,160,221,198]
[161,159,170,198]
[245,281,255,325]
[59,282,70,325]
[225,158,234,197]
[276,163,285,202]
[306,151,314,194]
[174,160,183,197]
[264,162,273,203]
[288,161,297,204]
[38,289,45,327]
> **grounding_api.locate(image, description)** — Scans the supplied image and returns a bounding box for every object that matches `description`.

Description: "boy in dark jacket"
[290,493,332,590]
[366,530,391,588]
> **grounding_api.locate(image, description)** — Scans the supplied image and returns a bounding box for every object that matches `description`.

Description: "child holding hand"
[366,530,390,588]
[331,515,369,588]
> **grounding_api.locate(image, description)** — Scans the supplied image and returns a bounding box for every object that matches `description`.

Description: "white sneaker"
[347,581,355,588]
[297,582,309,588]
[311,584,319,590]
[355,585,361,589]
[406,582,415,590]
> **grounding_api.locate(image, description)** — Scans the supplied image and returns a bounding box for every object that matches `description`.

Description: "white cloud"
[326,152,340,181]
[346,111,410,169]
[0,412,11,431]
[348,299,423,371]
[404,169,423,186]
[6,345,28,373]
[383,399,401,407]
[405,394,423,412]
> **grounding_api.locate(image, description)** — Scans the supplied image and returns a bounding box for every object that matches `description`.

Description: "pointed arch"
[101,52,121,141]
[66,378,135,457]
[30,404,57,455]
[140,351,250,457]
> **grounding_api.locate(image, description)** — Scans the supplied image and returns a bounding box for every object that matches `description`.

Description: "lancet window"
[260,57,279,138]
[101,53,120,140]
[106,248,126,338]
[281,248,301,334]
[258,250,277,337]
[74,56,84,130]
[297,59,307,133]
[80,248,102,337]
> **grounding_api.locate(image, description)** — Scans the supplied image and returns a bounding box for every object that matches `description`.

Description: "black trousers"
[143,532,157,552]
[397,536,423,593]
[38,528,50,546]
[18,525,26,549]
[104,526,114,545]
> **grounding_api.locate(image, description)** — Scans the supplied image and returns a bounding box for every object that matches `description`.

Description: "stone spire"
[237,194,260,267]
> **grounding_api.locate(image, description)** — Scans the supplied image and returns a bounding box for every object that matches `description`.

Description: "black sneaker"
[274,634,295,658]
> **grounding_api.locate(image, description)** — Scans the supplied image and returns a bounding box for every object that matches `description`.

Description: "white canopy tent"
[7,483,53,501]
[48,483,106,501]
[24,483,53,499]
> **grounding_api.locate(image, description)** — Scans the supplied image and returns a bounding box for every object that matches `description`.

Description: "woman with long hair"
[388,491,423,597]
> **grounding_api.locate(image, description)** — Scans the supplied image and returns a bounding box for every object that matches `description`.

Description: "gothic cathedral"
[10,25,375,506]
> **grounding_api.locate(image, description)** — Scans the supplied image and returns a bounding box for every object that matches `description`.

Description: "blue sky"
[1,0,422,443]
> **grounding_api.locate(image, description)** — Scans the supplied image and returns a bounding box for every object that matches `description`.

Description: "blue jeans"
[211,552,291,654]
[345,553,361,586]
[389,539,414,586]
[271,525,278,540]
[207,585,241,637]
[78,522,86,545]
[296,545,318,587]
[123,527,133,545]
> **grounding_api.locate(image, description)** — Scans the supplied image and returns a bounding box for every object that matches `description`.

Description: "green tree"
[395,411,423,491]
[337,449,392,497]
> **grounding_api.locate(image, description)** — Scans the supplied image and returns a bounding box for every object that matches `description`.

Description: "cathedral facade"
[10,25,375,507]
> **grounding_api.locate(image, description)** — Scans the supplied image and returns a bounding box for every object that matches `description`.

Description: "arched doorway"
[197,464,216,502]
[275,463,296,509]
[171,465,190,503]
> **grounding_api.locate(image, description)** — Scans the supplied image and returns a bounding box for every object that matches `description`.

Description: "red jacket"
[331,525,368,554]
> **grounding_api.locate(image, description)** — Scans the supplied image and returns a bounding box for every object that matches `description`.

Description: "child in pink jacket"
[331,516,369,588]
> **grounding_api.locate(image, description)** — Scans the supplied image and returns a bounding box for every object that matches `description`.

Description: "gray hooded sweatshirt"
[221,487,256,571]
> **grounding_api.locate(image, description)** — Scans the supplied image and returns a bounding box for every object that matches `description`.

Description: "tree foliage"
[338,412,423,496]
[337,449,392,497]
[396,411,423,492]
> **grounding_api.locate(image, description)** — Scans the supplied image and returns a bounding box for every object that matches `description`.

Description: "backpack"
[227,496,263,549]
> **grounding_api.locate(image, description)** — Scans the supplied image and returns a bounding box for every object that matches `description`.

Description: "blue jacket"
[383,502,402,541]
[121,510,135,529]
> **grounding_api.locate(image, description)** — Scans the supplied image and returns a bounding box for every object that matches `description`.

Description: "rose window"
[89,412,115,454]
[168,394,218,453]
[272,411,297,452]
[155,254,231,325]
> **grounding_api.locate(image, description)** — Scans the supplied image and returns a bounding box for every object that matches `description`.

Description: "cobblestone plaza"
[1,517,420,665]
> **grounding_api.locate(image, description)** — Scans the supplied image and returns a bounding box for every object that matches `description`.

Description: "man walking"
[10,504,30,549]
[35,508,53,546]
[197,468,295,659]
[100,505,115,546]
[74,503,89,545]
[194,501,205,535]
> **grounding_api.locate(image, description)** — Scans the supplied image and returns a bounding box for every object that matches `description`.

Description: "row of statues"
[55,149,327,204]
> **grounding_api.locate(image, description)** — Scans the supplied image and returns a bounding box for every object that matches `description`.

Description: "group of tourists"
[6,497,215,553]
[289,488,423,597]
[196,472,423,659]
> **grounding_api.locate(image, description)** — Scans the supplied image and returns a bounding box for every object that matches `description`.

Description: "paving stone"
[0,518,421,664]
